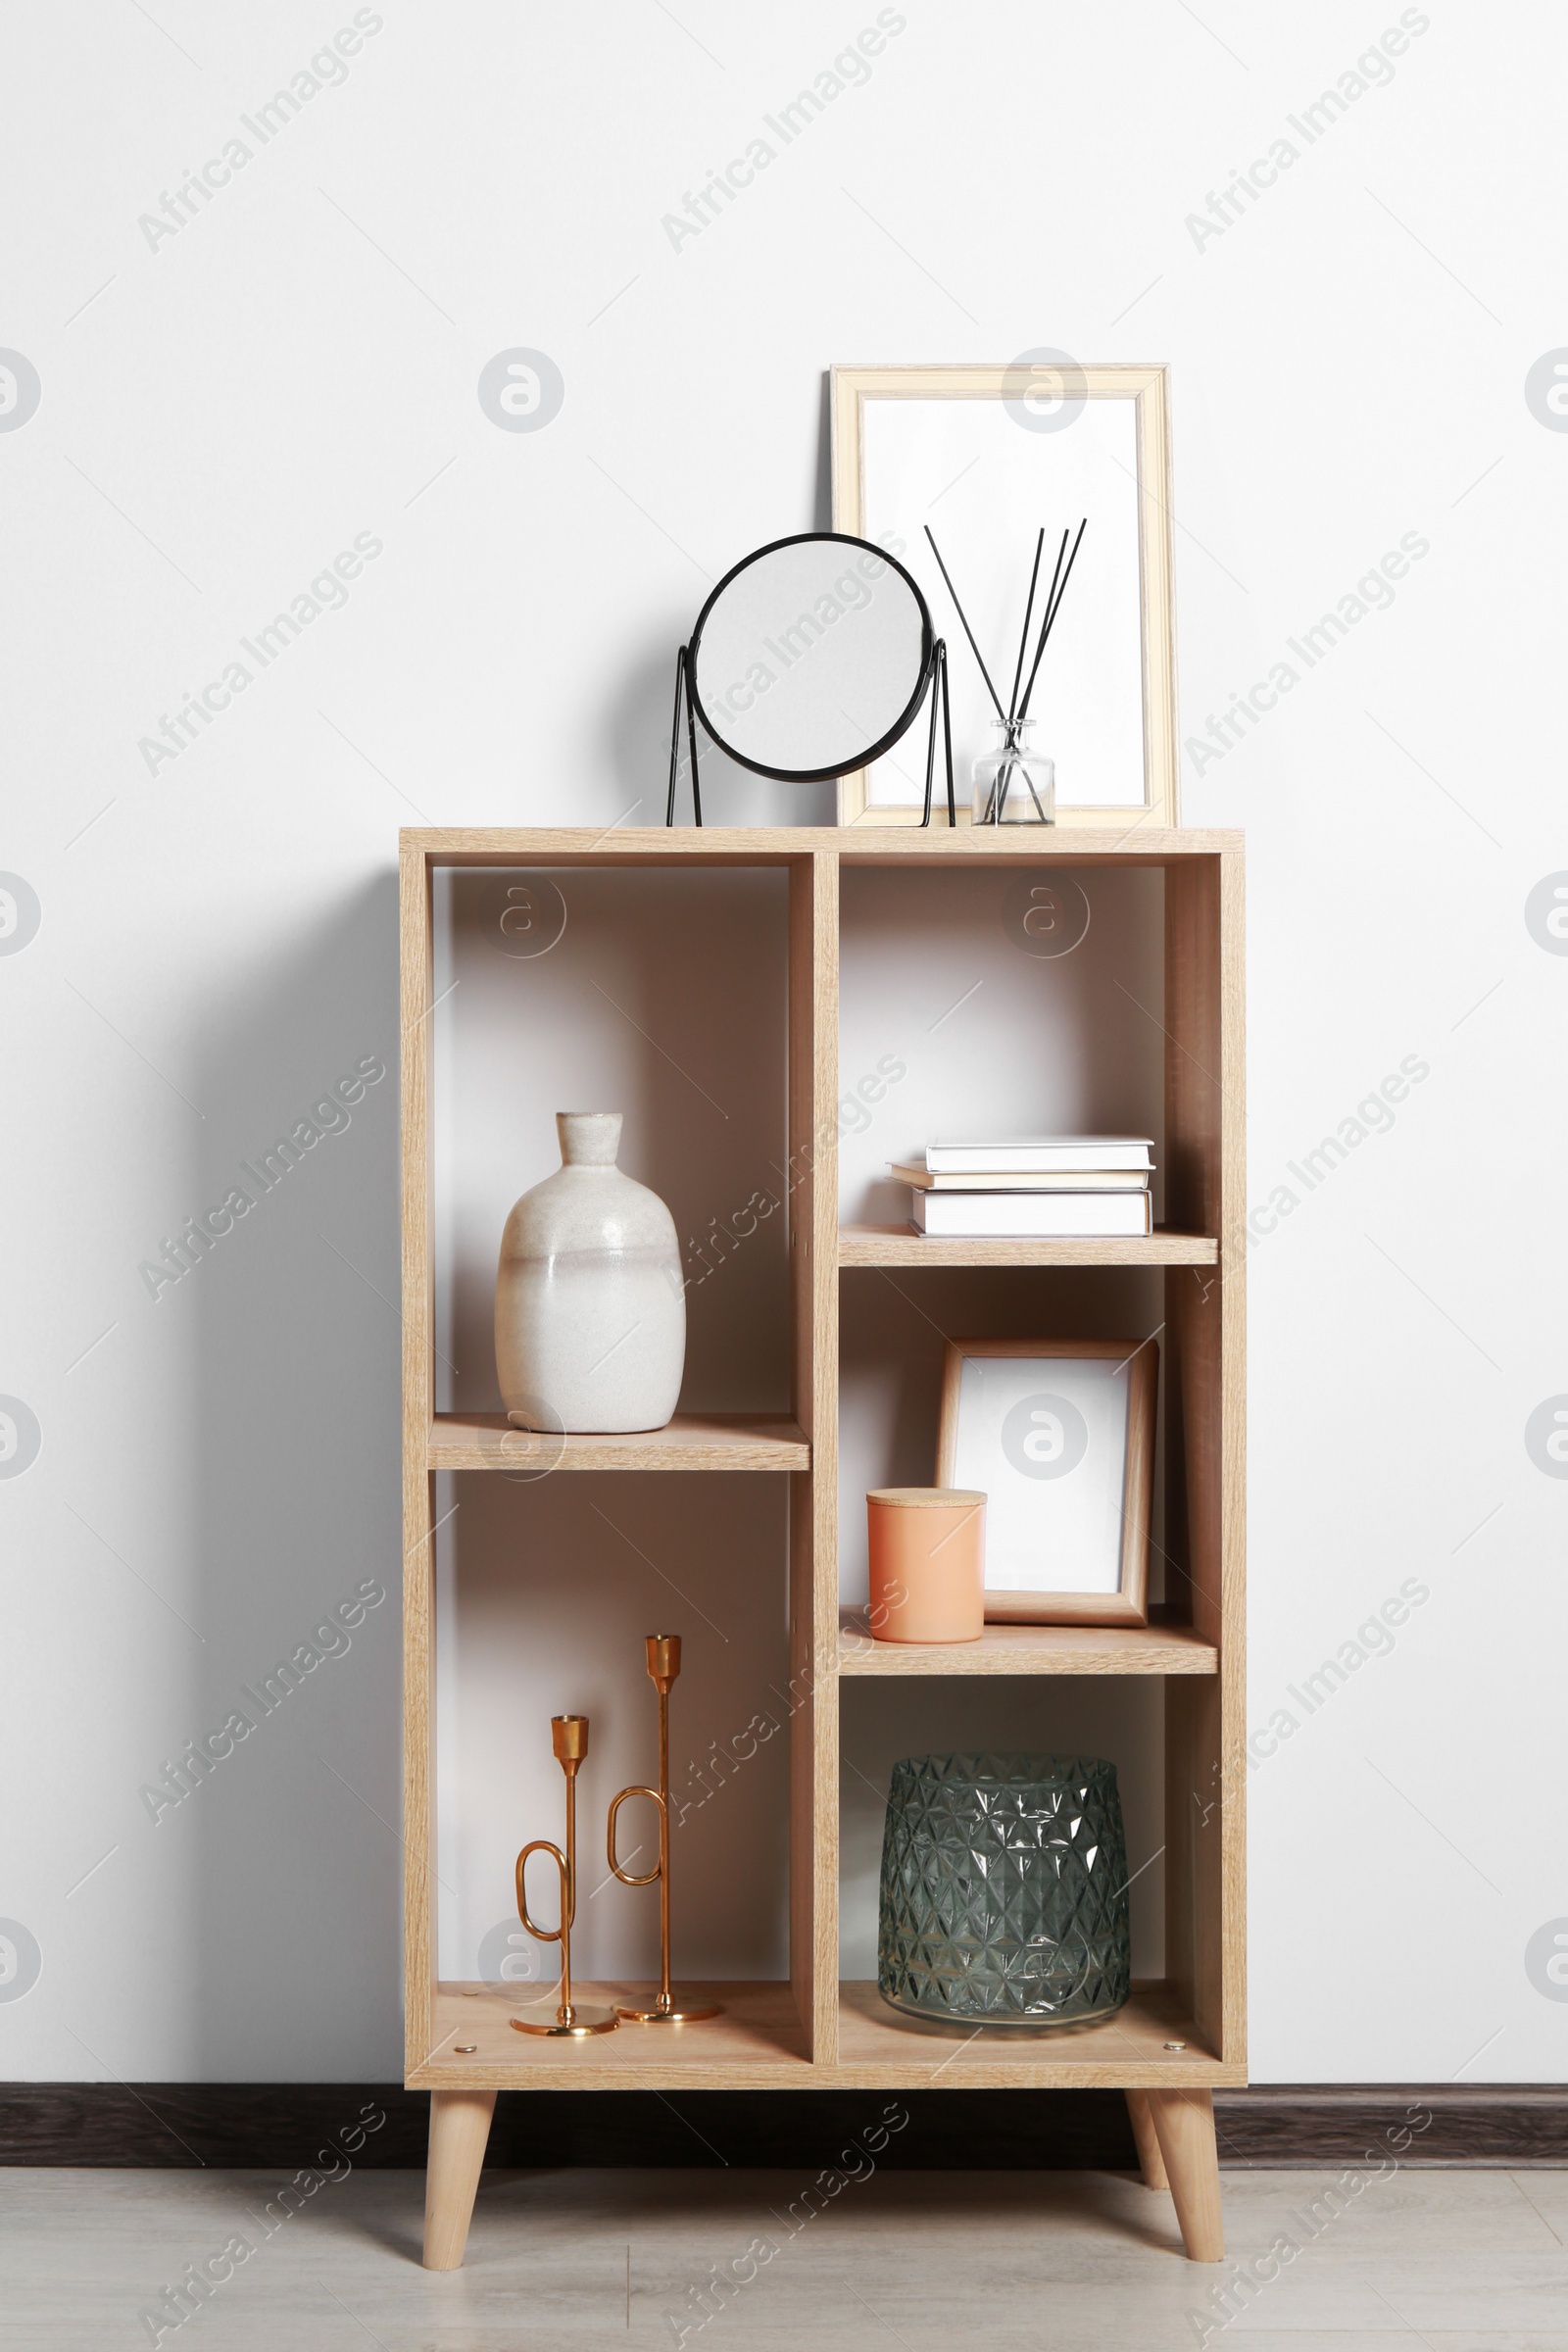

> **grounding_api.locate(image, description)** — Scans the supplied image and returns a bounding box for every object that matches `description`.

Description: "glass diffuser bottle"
[972,718,1054,825]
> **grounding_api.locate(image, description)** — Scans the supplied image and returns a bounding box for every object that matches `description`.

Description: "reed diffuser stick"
[988,526,1062,821]
[1007,527,1047,723]
[923,526,1005,721]
[928,518,1087,822]
[1018,516,1088,721]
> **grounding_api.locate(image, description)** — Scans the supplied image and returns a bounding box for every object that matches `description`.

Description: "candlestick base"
[511,2002,619,2037]
[613,1994,722,2024]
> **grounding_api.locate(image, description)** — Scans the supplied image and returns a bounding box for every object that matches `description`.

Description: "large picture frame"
[830,363,1178,830]
[935,1338,1156,1627]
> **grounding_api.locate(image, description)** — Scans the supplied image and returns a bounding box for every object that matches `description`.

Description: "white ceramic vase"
[495,1112,685,1434]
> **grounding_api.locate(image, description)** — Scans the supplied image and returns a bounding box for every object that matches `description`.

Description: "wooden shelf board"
[837,1611,1219,1677]
[833,1983,1235,2087]
[409,1981,1236,2090]
[428,1411,809,1472]
[413,1982,809,2088]
[838,1226,1219,1268]
[403,825,1244,869]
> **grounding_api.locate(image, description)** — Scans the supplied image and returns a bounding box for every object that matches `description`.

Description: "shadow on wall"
[145,853,807,2066]
[174,873,404,2077]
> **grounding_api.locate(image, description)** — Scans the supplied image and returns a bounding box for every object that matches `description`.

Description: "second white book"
[911,1190,1154,1238]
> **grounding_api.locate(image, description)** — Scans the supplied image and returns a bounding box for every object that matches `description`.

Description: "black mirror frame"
[665,531,955,827]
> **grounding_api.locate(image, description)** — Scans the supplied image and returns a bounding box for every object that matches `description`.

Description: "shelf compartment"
[428,1411,809,1472]
[838,1226,1219,1268]
[414,1982,810,2088]
[837,1610,1218,1677]
[834,1983,1235,2087]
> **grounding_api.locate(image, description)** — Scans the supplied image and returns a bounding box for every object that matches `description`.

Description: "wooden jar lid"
[866,1487,986,1507]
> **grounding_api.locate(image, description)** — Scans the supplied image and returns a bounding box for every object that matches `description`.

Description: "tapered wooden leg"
[1125,2089,1168,2189]
[422,2089,496,2270]
[1147,2088,1224,2261]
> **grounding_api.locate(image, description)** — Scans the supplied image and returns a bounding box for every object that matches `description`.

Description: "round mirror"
[689,533,932,781]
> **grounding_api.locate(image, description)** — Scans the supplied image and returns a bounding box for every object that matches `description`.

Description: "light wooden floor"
[4,2165,1567,2348]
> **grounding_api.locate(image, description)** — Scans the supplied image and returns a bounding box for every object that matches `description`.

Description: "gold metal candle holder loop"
[607,1784,664,1887]
[511,1712,617,2037]
[515,1838,571,1942]
[606,1633,719,2026]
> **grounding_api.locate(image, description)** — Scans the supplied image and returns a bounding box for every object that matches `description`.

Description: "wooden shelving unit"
[401,825,1245,2271]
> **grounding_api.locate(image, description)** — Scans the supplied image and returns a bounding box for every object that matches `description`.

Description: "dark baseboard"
[0,2084,1136,2171]
[1214,2085,1568,2168]
[3,2083,1565,2170]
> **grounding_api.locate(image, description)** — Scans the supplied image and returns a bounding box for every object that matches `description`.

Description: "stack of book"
[892,1138,1154,1237]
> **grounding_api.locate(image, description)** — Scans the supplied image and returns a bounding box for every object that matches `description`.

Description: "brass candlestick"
[606,1634,720,2024]
[511,1714,618,2036]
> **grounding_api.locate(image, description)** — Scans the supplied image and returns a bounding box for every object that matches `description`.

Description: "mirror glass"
[691,534,929,779]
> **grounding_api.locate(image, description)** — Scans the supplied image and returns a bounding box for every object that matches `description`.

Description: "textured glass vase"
[878,1753,1131,2028]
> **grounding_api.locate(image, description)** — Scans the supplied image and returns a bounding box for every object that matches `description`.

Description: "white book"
[892,1160,1148,1194]
[924,1137,1154,1174]
[911,1190,1153,1238]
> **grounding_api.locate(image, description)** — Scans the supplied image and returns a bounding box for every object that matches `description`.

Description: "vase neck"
[557,1111,622,1168]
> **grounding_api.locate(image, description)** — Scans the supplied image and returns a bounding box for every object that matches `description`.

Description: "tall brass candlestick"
[511,1714,618,2036]
[606,1635,720,2024]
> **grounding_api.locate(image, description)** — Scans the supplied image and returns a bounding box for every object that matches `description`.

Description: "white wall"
[3,0,1564,2083]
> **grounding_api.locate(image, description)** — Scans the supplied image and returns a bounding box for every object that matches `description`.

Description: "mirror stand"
[664,638,956,829]
[920,639,956,830]
[664,645,702,827]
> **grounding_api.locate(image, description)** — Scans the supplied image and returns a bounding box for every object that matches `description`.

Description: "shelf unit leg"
[1125,2089,1168,2190]
[422,2089,497,2270]
[1147,2088,1224,2261]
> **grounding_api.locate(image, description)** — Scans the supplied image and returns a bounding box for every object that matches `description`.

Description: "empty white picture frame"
[830,364,1178,829]
[935,1338,1156,1626]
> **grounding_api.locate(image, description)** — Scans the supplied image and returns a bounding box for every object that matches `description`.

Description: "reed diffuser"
[924,517,1088,824]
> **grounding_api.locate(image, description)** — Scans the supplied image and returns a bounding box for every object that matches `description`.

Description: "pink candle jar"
[866,1489,986,1643]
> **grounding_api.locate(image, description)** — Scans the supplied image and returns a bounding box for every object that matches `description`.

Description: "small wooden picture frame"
[935,1339,1156,1627]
